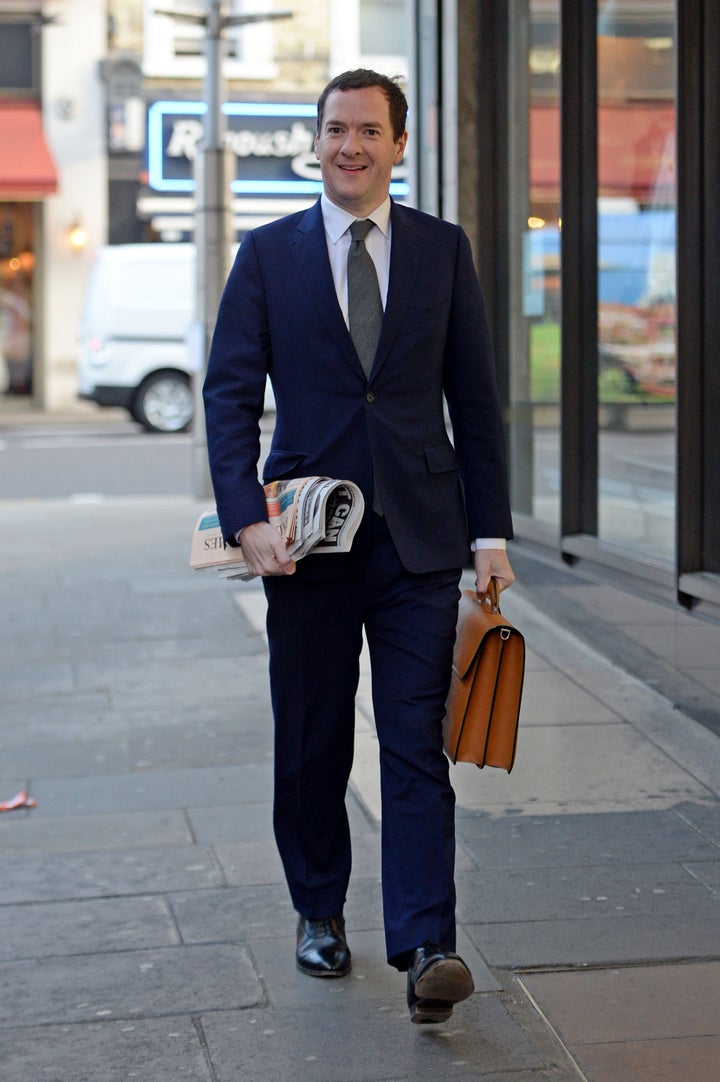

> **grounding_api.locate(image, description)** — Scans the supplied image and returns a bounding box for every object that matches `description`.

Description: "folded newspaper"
[190,476,365,581]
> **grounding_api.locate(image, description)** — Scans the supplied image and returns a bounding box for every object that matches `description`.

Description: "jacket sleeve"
[442,227,514,541]
[203,233,271,542]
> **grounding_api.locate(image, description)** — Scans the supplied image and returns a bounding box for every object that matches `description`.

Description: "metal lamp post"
[159,3,292,497]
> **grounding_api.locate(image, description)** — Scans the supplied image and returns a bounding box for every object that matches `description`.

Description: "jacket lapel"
[371,202,423,377]
[288,199,424,382]
[289,201,366,379]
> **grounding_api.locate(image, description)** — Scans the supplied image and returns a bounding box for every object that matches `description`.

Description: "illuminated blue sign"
[147,101,409,198]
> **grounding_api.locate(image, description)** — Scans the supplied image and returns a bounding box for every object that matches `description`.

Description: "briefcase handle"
[480,577,501,614]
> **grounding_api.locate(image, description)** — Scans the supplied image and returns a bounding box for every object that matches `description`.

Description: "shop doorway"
[0,202,35,397]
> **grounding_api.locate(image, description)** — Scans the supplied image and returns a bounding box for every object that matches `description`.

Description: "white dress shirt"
[320,193,392,323]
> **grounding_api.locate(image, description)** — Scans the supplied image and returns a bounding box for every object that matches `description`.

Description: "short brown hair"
[317,69,408,142]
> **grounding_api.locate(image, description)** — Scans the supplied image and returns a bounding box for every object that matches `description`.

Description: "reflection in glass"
[510,0,562,528]
[597,1,676,562]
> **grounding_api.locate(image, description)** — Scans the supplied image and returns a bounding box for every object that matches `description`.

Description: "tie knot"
[350,219,373,243]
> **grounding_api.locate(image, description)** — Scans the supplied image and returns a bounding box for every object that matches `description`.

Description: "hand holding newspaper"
[189,476,365,581]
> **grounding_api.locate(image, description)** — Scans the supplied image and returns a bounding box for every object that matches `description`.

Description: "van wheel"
[133,373,194,433]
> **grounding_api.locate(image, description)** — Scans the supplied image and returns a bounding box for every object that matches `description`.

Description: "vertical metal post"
[676,0,720,599]
[507,0,533,515]
[186,3,291,500]
[560,0,598,542]
[192,0,233,500]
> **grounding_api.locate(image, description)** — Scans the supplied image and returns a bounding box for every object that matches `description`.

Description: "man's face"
[314,87,408,217]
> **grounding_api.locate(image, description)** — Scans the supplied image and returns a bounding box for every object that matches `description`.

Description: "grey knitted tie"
[347,219,383,378]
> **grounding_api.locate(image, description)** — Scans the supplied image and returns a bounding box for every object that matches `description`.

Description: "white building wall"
[41,0,107,410]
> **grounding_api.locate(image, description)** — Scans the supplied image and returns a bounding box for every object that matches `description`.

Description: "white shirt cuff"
[471,538,507,551]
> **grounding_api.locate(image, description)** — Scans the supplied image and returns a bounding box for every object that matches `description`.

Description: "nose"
[340,129,362,156]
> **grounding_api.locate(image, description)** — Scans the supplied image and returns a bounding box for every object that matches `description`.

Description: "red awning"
[531,103,675,203]
[0,101,58,199]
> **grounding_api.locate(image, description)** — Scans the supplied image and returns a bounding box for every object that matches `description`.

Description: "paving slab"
[0,944,264,1026]
[213,838,290,886]
[215,830,384,890]
[456,804,720,868]
[521,961,720,1043]
[0,1017,213,1082]
[186,799,276,845]
[128,727,274,771]
[0,843,224,904]
[171,882,298,943]
[3,696,274,743]
[247,927,500,1011]
[0,691,112,738]
[0,895,178,961]
[456,860,718,924]
[448,723,712,814]
[684,860,720,897]
[29,764,273,816]
[37,597,246,650]
[619,621,720,669]
[466,911,720,969]
[0,810,193,857]
[199,991,571,1082]
[0,662,75,697]
[570,1035,720,1082]
[552,583,698,628]
[0,737,130,778]
[517,669,619,726]
[73,657,267,714]
[185,788,375,847]
[0,625,251,669]
[674,800,720,844]
[171,876,389,946]
[512,574,720,736]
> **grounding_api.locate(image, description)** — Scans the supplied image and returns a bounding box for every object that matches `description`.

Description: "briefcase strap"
[483,577,501,614]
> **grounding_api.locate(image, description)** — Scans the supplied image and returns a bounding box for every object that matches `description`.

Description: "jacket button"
[365,391,376,403]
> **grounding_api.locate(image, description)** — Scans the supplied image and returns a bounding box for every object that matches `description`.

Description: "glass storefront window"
[597,1,676,562]
[512,0,561,529]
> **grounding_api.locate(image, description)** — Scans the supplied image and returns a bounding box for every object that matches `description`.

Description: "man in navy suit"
[204,69,514,1024]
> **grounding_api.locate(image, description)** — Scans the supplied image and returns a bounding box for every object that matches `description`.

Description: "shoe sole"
[410,998,455,1024]
[296,960,352,979]
[413,960,474,1008]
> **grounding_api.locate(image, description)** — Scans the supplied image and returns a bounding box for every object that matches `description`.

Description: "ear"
[314,133,320,160]
[394,131,408,163]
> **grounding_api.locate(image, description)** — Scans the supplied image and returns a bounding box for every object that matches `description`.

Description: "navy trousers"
[263,513,461,967]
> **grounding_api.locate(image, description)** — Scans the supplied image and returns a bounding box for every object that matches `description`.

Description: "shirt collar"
[320,193,392,245]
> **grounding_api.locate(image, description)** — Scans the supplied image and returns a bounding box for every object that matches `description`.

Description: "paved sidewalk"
[0,495,718,1081]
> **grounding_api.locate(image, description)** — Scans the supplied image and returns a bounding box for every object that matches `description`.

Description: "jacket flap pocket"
[263,450,307,480]
[424,442,457,474]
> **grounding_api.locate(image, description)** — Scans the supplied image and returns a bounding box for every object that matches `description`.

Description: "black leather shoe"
[406,942,474,1024]
[296,915,352,978]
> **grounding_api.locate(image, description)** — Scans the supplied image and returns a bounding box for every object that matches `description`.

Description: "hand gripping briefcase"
[443,580,525,772]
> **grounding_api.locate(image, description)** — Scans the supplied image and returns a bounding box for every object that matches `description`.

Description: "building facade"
[411,0,718,616]
[0,0,106,408]
[0,0,408,410]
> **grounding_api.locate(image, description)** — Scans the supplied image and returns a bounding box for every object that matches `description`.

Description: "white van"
[78,243,273,433]
[78,244,197,432]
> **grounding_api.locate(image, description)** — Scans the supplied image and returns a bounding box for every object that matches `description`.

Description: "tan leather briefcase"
[443,581,525,772]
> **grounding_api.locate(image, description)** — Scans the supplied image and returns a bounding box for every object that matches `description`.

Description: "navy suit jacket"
[203,198,513,576]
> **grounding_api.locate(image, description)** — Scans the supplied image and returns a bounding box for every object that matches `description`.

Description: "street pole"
[161,1,293,500]
[191,0,232,500]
